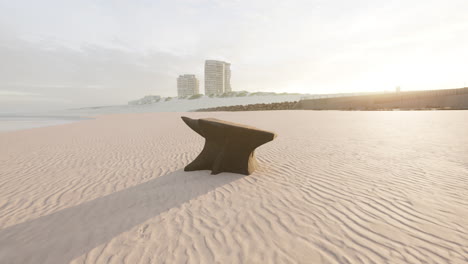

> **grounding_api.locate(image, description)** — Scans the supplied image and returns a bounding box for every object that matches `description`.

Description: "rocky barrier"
[297,87,468,110]
[195,101,298,112]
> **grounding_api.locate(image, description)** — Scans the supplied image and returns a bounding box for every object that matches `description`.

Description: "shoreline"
[2,107,467,133]
[0,115,93,133]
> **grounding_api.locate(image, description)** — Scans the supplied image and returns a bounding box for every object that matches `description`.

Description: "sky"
[0,0,467,112]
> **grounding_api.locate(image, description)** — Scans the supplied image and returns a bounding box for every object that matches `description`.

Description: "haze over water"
[0,115,90,132]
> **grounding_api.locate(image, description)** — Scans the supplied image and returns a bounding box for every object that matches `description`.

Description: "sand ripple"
[0,111,467,264]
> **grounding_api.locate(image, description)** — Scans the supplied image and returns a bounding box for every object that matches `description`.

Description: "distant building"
[204,60,231,95]
[396,86,401,93]
[177,74,199,97]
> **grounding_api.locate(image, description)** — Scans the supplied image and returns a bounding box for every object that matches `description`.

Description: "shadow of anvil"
[181,116,277,175]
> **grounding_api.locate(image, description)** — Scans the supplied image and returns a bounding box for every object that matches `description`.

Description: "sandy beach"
[0,110,467,264]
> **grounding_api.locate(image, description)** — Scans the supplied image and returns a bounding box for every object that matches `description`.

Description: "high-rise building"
[224,62,231,93]
[177,74,199,97]
[204,60,231,95]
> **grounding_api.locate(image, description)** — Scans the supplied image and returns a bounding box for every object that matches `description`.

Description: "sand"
[0,111,467,264]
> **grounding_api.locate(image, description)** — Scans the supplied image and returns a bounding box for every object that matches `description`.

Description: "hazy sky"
[1,0,467,112]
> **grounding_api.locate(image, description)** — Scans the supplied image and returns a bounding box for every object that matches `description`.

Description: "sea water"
[0,115,90,132]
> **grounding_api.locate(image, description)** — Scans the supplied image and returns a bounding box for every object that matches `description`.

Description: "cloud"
[0,0,467,112]
[0,90,39,97]
[0,35,200,110]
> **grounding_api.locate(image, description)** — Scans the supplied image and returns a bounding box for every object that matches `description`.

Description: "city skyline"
[176,59,231,97]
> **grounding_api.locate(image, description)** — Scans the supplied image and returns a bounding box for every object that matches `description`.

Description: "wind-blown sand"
[0,111,467,264]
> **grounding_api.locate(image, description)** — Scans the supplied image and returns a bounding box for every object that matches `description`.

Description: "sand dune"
[0,111,467,263]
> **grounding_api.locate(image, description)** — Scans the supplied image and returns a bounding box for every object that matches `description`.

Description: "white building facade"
[204,60,231,95]
[177,74,200,97]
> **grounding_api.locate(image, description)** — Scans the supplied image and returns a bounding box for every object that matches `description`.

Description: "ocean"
[0,115,90,132]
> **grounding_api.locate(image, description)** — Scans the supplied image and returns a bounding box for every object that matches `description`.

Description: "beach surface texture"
[0,111,467,263]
